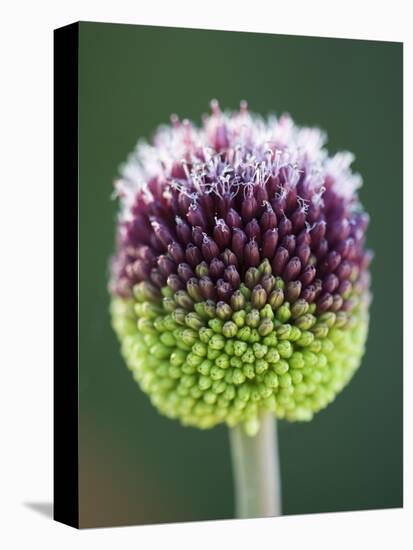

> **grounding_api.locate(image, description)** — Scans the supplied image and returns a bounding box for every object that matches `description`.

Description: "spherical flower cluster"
[110,101,371,435]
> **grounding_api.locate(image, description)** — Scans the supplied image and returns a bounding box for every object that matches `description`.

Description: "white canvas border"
[0,1,409,549]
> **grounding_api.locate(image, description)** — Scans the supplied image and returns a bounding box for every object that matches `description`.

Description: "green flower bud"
[274,360,289,375]
[112,262,369,431]
[246,309,260,327]
[264,371,279,389]
[258,258,272,275]
[251,286,267,309]
[223,321,238,338]
[277,341,293,358]
[216,301,233,320]
[265,348,280,364]
[258,318,274,336]
[209,334,225,350]
[295,313,316,330]
[291,299,310,319]
[160,332,175,347]
[199,327,213,343]
[209,318,224,333]
[239,283,251,300]
[276,302,291,323]
[137,318,156,335]
[232,309,246,327]
[171,308,186,325]
[215,354,230,369]
[133,281,159,302]
[243,364,255,379]
[312,324,329,339]
[296,330,315,347]
[175,290,194,310]
[195,261,209,278]
[230,290,245,311]
[259,303,274,319]
[181,328,198,346]
[269,288,284,309]
[238,326,252,341]
[185,312,204,330]
[233,370,246,385]
[245,267,261,289]
[186,278,203,302]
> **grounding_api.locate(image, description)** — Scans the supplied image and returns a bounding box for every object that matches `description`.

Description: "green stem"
[229,412,282,519]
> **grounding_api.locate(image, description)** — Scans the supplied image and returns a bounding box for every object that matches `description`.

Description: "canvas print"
[54,22,402,528]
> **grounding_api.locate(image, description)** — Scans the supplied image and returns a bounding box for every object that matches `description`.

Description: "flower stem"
[229,412,282,519]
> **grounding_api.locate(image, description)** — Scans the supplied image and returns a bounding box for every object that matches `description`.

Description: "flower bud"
[111,101,372,432]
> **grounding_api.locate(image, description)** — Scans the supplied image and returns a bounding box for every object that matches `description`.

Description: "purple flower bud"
[202,235,220,262]
[175,217,192,244]
[150,268,165,288]
[255,185,268,207]
[221,248,238,267]
[213,219,231,248]
[327,218,350,243]
[272,195,286,217]
[261,274,276,294]
[199,276,216,300]
[216,279,233,301]
[185,244,202,267]
[177,262,194,282]
[297,243,311,265]
[191,226,204,247]
[245,219,261,243]
[278,216,292,238]
[187,203,208,230]
[224,265,241,288]
[300,264,316,286]
[337,238,355,259]
[310,220,326,246]
[315,238,329,259]
[232,228,247,258]
[129,259,149,280]
[151,218,174,248]
[281,234,296,255]
[136,245,155,263]
[338,279,352,298]
[244,239,260,267]
[323,273,339,293]
[331,294,344,312]
[272,246,289,275]
[209,258,225,279]
[317,292,334,313]
[291,208,306,232]
[283,257,302,282]
[286,280,302,302]
[296,229,311,247]
[260,204,277,232]
[226,208,242,228]
[167,273,184,292]
[301,284,316,303]
[262,228,279,259]
[167,241,185,263]
[157,255,176,277]
[241,194,258,222]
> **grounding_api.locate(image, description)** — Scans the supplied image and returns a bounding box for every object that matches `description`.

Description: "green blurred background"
[78,22,402,528]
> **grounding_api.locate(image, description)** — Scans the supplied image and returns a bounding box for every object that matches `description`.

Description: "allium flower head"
[110,101,371,435]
